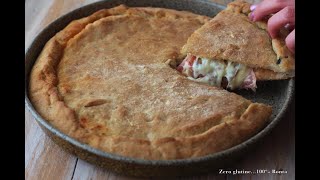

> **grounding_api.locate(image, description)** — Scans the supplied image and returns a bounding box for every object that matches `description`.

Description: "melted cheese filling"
[185,57,251,90]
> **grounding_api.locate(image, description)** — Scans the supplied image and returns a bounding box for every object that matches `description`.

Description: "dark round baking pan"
[25,0,295,177]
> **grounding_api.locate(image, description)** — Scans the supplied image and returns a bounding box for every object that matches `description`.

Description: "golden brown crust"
[181,0,295,78]
[29,5,272,160]
[254,68,294,80]
[29,5,131,136]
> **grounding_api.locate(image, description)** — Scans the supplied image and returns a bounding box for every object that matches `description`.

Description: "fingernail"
[249,12,254,21]
[250,5,257,11]
[284,23,294,31]
[284,23,290,29]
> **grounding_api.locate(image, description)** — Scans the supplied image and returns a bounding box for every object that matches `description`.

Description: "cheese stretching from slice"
[177,54,257,90]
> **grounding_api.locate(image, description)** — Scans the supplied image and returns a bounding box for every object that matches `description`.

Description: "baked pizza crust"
[254,68,295,81]
[29,5,272,160]
[181,0,295,79]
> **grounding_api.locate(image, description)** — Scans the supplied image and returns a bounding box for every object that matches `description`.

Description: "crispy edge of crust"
[255,68,294,80]
[29,5,130,136]
[29,5,271,160]
[94,103,272,159]
[130,6,210,23]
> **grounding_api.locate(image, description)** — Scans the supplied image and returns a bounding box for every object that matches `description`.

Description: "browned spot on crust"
[84,99,108,107]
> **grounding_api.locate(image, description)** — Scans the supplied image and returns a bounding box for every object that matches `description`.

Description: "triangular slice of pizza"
[177,0,295,91]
